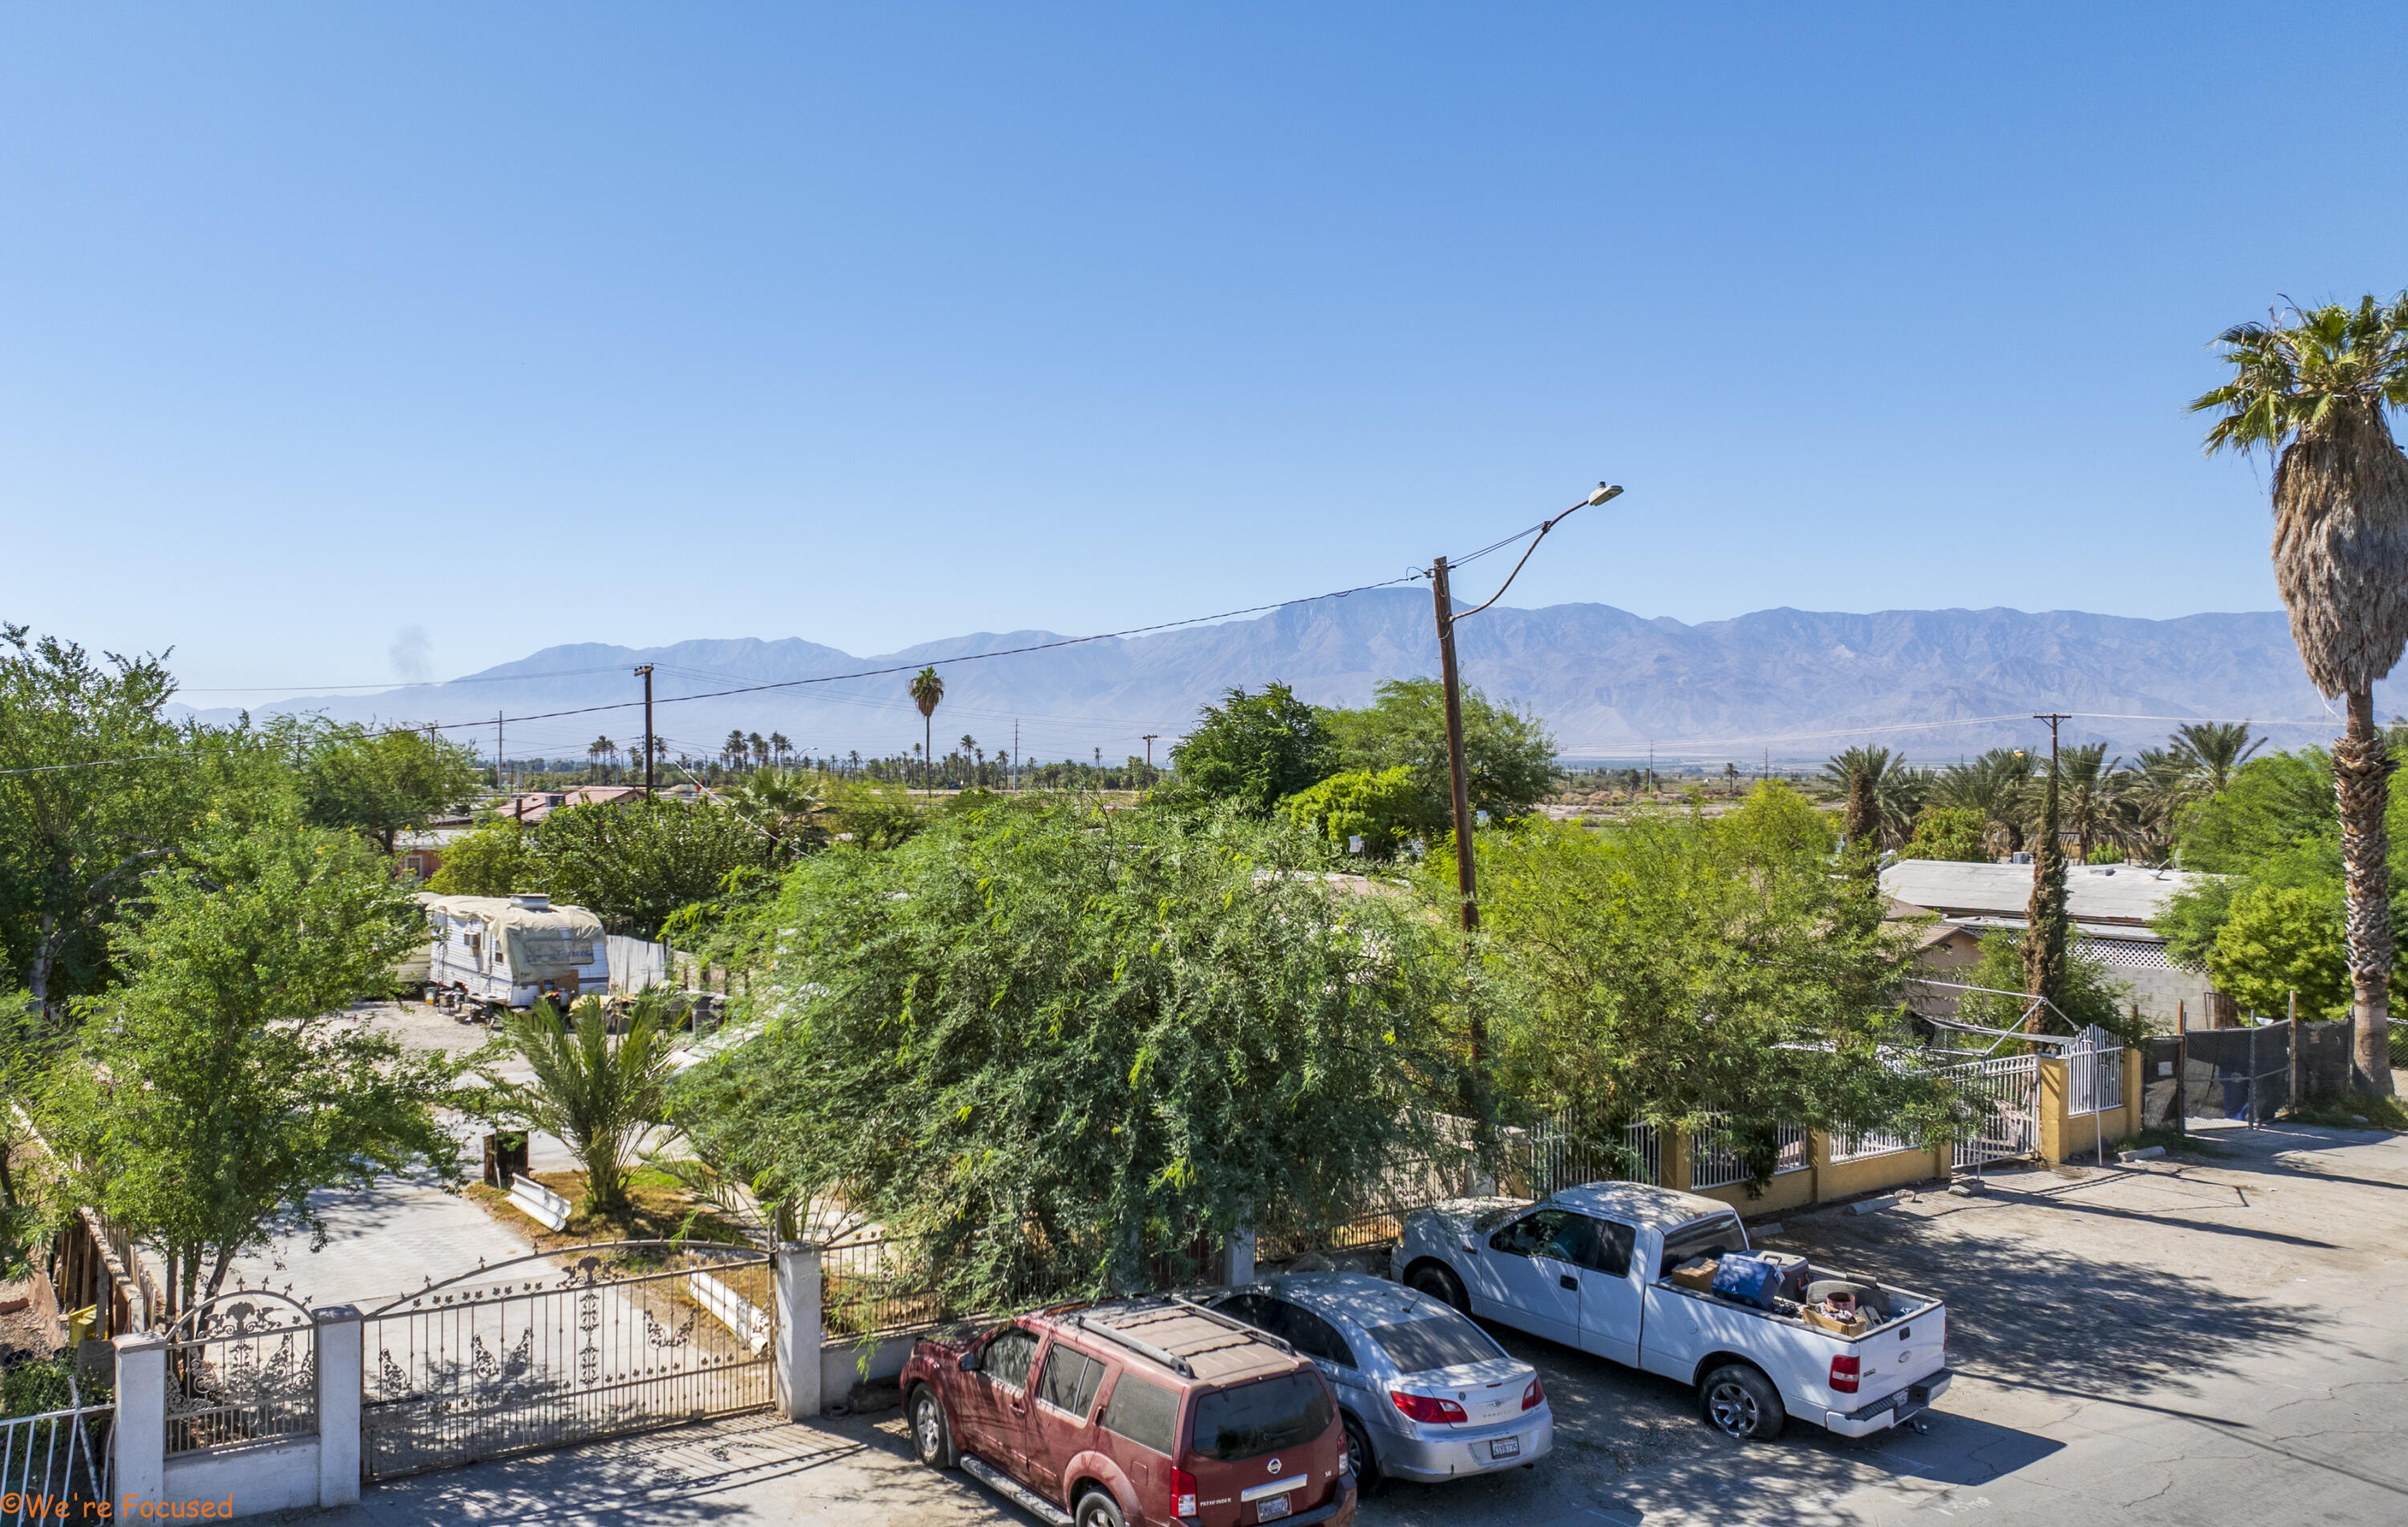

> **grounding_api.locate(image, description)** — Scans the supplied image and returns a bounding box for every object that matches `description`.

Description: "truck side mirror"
[958,1349,980,1374]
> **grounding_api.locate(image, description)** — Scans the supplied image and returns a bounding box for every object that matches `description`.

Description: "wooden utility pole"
[1431,556,1479,937]
[496,712,506,798]
[1142,734,1159,785]
[636,664,656,799]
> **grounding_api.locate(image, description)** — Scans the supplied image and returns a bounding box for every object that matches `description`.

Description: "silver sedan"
[1197,1270,1553,1489]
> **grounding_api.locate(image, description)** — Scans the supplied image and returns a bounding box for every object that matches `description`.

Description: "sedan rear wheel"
[1342,1413,1383,1496]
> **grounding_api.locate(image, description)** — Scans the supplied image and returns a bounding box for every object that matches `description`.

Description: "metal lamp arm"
[1450,486,1622,621]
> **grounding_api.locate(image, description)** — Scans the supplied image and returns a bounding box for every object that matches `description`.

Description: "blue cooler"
[1710,1252,1783,1308]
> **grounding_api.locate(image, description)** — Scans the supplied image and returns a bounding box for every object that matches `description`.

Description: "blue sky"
[6,3,2406,699]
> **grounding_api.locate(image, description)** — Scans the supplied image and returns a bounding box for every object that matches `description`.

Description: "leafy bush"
[1280,766,1425,857]
[1900,806,1989,862]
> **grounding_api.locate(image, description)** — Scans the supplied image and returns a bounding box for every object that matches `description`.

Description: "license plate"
[1490,1435,1521,1460]
[1257,1496,1292,1521]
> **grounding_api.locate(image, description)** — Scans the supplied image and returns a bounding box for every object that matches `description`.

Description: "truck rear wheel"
[1699,1363,1785,1442]
[1405,1261,1468,1313]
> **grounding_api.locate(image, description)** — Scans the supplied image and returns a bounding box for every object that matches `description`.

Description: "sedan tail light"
[1523,1375,1545,1411]
[1169,1464,1198,1518]
[1829,1355,1861,1395]
[1390,1390,1470,1425]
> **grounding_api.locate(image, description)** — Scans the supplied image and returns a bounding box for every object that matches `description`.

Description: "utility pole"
[1013,719,1020,792]
[1142,734,1158,785]
[1427,483,1621,1124]
[496,712,506,798]
[1431,556,1479,935]
[636,665,656,799]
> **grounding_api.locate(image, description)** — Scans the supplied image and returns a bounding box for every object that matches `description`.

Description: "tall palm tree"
[1930,747,2035,855]
[769,731,792,768]
[2055,742,2120,863]
[588,735,616,783]
[909,667,945,797]
[2168,720,2264,795]
[722,729,747,774]
[1820,746,1925,852]
[2194,295,2408,1094]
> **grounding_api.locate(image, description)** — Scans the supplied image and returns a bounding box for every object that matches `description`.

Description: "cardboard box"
[1801,1304,1867,1337]
[1669,1257,1719,1293]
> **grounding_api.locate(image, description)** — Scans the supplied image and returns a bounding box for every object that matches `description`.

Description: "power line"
[0,753,197,778]
[404,568,1433,735]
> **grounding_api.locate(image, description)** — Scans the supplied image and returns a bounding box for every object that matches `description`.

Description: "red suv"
[902,1296,1359,1527]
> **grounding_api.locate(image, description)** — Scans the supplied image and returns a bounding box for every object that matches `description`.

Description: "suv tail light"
[1523,1375,1545,1411]
[1390,1390,1470,1425]
[1169,1464,1198,1518]
[1829,1355,1861,1395]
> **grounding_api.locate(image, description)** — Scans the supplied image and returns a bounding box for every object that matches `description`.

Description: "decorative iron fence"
[1519,1115,1661,1195]
[1828,1127,1916,1163]
[1686,1119,1808,1191]
[1941,1054,2041,1168]
[820,1233,954,1340]
[362,1240,775,1480]
[1,1405,112,1525]
[164,1289,317,1455]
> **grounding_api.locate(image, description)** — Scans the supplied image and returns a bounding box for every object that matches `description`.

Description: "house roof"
[1879,860,2206,927]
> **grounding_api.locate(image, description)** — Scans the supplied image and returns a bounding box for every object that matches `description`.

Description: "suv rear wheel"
[1699,1363,1785,1442]
[909,1385,956,1468]
[1405,1261,1468,1313]
[1073,1488,1127,1527]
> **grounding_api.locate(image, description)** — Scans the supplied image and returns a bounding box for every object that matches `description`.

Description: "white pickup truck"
[1390,1181,1950,1442]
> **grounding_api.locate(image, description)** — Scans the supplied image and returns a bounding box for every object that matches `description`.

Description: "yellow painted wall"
[1698,1167,1817,1216]
[1817,1142,1946,1199]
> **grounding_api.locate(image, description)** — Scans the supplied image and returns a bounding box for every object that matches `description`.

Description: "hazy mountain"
[181,594,2374,766]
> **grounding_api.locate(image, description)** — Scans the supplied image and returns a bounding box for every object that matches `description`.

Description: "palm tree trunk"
[2337,687,2397,1095]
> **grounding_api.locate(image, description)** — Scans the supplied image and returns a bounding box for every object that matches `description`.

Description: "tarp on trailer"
[419,894,606,981]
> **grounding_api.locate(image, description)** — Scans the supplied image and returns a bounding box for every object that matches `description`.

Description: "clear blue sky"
[6,3,2406,699]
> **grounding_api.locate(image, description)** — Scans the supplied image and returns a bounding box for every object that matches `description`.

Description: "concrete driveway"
[279,1117,2406,1527]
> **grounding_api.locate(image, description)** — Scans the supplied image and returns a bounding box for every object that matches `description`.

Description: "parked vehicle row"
[905,1181,1953,1521]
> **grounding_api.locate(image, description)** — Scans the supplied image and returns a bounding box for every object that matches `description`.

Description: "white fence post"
[775,1242,822,1422]
[112,1332,169,1510]
[314,1305,364,1508]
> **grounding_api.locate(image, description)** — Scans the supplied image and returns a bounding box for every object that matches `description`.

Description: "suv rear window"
[1190,1374,1336,1461]
[1100,1371,1181,1456]
[1366,1315,1500,1374]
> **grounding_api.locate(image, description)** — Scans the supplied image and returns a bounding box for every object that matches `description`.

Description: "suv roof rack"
[1069,1311,1195,1378]
[1167,1294,1296,1356]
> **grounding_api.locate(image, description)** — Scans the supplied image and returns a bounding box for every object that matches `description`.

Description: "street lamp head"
[1587,483,1624,507]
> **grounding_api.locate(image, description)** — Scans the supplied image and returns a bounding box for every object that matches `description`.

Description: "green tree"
[2170,720,2265,794]
[2176,751,2336,873]
[39,812,462,1315]
[1474,783,1956,1185]
[1169,683,1335,816]
[2056,743,2120,864]
[672,804,1464,1309]
[1324,678,1555,825]
[909,668,945,798]
[2024,743,2071,1031]
[1280,765,1425,858]
[1901,806,1991,862]
[1929,748,2034,854]
[532,797,777,938]
[424,818,539,896]
[284,719,483,855]
[0,626,197,1023]
[485,992,681,1220]
[2208,885,2355,1024]
[2194,295,2408,1093]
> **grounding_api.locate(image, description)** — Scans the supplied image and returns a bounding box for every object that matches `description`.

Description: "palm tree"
[1820,746,1925,852]
[1930,747,2034,855]
[2056,743,2120,863]
[588,735,616,783]
[722,729,747,775]
[2168,720,2264,795]
[2194,295,2408,1094]
[2109,747,2189,865]
[909,667,945,797]
[769,731,792,768]
[490,992,681,1220]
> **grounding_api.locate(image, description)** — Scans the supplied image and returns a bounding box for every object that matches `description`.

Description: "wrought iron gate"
[361,1240,776,1480]
[1942,1055,2040,1169]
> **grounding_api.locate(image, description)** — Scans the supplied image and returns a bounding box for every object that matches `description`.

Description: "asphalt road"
[294,1116,2406,1527]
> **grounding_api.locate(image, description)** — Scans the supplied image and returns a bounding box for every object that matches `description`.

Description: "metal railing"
[2,1406,113,1525]
[1940,1054,2040,1169]
[2067,1025,2125,1117]
[821,1232,955,1340]
[1519,1115,1660,1195]
[1828,1127,1916,1163]
[164,1290,317,1455]
[1686,1118,1808,1191]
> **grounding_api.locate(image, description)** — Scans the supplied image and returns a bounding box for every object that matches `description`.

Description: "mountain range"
[182,593,2382,767]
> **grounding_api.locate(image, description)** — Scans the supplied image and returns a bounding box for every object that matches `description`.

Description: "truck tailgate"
[1852,1304,1946,1404]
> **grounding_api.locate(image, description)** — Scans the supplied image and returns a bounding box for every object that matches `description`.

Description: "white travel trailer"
[419,893,608,1017]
